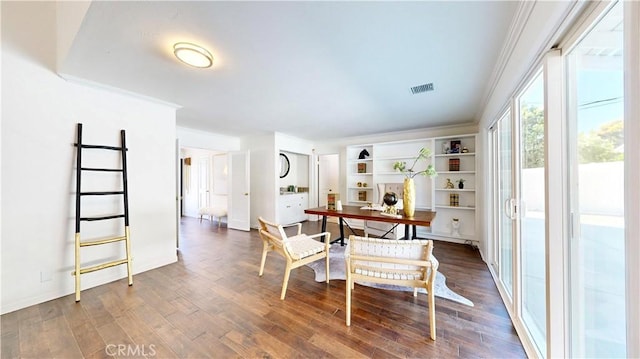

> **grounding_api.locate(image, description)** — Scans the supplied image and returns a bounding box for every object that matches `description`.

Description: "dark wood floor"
[1,217,526,358]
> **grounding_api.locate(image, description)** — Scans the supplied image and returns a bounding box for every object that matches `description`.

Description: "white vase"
[451,219,461,237]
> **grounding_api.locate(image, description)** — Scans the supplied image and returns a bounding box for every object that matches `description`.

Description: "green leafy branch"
[393,148,437,179]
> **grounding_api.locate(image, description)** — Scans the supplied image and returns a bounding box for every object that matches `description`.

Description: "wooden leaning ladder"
[72,123,133,302]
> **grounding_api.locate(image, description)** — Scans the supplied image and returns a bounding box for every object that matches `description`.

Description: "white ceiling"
[60,1,519,140]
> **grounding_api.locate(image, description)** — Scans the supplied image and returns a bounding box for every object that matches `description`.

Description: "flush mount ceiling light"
[173,42,213,68]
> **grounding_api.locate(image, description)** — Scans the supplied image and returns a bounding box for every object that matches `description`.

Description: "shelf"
[347,134,476,243]
[434,153,475,157]
[435,205,476,210]
[436,171,475,174]
[435,189,475,192]
[374,171,403,176]
[374,156,417,161]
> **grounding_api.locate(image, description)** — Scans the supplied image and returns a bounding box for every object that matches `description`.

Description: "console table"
[304,205,437,245]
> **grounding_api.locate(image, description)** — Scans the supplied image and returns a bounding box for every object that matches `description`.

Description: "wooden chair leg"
[428,286,436,340]
[325,254,330,283]
[280,264,292,300]
[346,277,352,326]
[258,243,269,276]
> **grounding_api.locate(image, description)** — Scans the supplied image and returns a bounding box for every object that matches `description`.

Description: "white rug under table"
[306,243,474,307]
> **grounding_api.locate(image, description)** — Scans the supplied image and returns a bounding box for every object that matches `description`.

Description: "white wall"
[177,126,241,152]
[1,2,178,314]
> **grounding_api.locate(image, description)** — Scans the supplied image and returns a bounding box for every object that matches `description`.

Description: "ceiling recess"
[410,83,434,94]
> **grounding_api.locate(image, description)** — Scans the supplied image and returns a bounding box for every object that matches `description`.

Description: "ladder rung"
[80,191,124,196]
[80,214,125,221]
[80,236,126,247]
[74,144,128,151]
[81,167,123,172]
[72,258,129,276]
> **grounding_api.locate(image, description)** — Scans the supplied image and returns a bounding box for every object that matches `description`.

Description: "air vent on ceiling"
[410,82,434,94]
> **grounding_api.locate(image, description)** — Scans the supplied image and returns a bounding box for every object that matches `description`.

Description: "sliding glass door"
[517,71,547,355]
[490,70,548,356]
[491,111,514,300]
[566,2,626,357]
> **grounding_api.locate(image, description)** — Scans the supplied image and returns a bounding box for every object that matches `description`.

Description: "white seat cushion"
[285,234,326,260]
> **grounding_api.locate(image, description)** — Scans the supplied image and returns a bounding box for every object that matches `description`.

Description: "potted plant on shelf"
[393,148,438,217]
[457,178,466,189]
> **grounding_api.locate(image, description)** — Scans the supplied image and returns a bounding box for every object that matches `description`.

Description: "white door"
[318,154,339,222]
[175,138,180,248]
[198,157,210,210]
[228,150,250,231]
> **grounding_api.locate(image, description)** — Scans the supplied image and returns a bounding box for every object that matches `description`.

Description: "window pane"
[518,71,547,355]
[498,114,514,297]
[567,2,625,357]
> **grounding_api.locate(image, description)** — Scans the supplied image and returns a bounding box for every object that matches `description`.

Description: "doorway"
[318,154,339,222]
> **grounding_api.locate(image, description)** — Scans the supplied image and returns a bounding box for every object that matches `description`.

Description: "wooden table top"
[304,205,437,227]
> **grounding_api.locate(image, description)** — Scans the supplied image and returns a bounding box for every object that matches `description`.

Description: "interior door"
[228,150,250,231]
[318,154,339,223]
[198,157,210,210]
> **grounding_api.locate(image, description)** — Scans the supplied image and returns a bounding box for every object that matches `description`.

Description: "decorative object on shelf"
[358,191,367,201]
[383,192,398,206]
[461,147,469,153]
[382,192,399,215]
[442,143,449,154]
[362,182,367,187]
[392,148,437,218]
[357,182,362,187]
[450,140,461,153]
[448,158,460,171]
[358,149,370,159]
[451,218,461,237]
[327,193,340,210]
[449,193,459,207]
[445,178,454,189]
[357,163,367,173]
[457,179,466,189]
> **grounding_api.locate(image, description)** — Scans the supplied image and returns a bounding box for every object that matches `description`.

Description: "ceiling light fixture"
[173,42,213,68]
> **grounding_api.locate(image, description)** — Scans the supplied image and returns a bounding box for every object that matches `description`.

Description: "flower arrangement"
[393,148,437,179]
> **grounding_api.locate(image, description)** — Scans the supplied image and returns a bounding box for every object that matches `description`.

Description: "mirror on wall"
[279,153,290,178]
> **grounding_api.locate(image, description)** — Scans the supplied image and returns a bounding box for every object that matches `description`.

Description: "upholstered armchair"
[345,235,439,340]
[257,217,331,300]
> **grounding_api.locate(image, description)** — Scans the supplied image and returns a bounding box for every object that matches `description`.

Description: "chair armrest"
[281,222,302,235]
[306,232,331,241]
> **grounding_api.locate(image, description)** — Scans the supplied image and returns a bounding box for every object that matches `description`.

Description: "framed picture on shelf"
[450,140,461,153]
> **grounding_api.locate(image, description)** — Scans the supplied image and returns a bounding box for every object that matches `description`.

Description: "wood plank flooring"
[1,217,526,358]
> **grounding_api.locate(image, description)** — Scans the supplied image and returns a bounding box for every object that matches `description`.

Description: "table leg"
[321,215,327,242]
[339,217,345,246]
[404,224,410,240]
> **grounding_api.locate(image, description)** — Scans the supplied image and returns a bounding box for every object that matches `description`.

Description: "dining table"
[304,205,437,245]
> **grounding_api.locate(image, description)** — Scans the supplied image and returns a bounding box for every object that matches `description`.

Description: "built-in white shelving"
[345,134,478,243]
